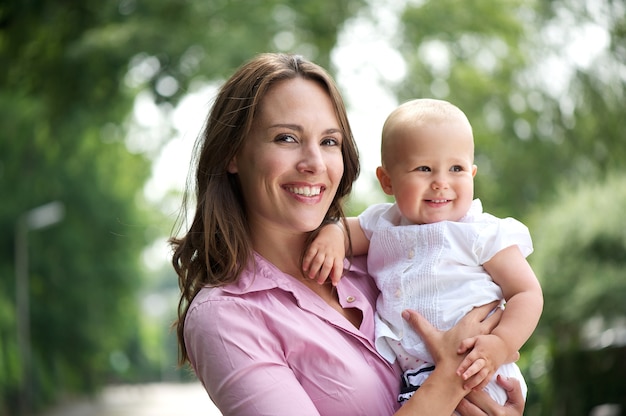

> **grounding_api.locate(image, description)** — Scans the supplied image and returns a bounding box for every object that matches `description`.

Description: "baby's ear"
[472,164,477,178]
[376,166,394,196]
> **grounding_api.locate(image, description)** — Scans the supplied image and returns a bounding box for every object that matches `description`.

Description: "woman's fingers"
[402,309,442,357]
[456,397,486,416]
[459,300,502,337]
[402,309,435,338]
[496,375,525,412]
[480,302,503,334]
[458,376,525,416]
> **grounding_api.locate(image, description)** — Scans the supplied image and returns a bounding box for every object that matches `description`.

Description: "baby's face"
[378,121,477,225]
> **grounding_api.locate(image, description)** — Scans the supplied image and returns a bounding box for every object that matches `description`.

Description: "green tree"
[0,0,366,413]
[392,0,626,219]
[527,174,626,415]
[530,175,626,350]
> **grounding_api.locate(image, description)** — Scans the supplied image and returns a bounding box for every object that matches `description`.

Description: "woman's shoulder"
[186,285,250,321]
[184,282,284,347]
[185,263,279,321]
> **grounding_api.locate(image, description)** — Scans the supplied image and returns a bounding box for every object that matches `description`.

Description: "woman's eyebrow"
[323,128,342,135]
[269,124,341,135]
[269,123,302,131]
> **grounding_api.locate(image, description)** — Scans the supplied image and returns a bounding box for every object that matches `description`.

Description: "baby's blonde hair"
[381,98,473,166]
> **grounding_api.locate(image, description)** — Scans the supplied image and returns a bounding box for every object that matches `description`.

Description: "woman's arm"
[185,300,323,415]
[394,302,506,415]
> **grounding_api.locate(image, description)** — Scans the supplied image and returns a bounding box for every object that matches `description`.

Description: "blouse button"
[408,249,415,259]
[346,295,356,303]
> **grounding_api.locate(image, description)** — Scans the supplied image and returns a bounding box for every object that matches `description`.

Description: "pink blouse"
[184,253,402,415]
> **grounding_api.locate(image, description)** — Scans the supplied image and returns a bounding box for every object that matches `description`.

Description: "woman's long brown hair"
[170,53,360,365]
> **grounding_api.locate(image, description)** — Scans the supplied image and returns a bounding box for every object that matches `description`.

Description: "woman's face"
[227,78,344,241]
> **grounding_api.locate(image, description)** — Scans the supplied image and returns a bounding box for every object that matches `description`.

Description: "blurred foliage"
[548,345,626,415]
[530,174,626,347]
[0,0,366,413]
[526,174,626,414]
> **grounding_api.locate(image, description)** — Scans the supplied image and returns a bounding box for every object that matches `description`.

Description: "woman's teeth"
[287,186,321,196]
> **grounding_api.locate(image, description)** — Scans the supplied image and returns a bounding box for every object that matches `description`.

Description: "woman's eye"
[276,134,297,143]
[321,137,340,147]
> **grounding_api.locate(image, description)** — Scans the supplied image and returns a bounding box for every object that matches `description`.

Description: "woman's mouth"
[285,185,323,197]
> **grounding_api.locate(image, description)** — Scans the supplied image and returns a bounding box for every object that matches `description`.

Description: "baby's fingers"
[303,250,329,281]
[459,358,485,381]
[457,336,477,354]
[302,248,318,273]
[473,373,492,392]
[314,256,335,284]
[456,353,474,378]
[462,364,490,391]
[330,258,344,286]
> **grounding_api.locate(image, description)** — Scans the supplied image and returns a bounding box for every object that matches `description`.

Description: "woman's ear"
[376,166,394,196]
[227,155,238,173]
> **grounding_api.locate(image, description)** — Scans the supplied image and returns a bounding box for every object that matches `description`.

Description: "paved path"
[38,383,222,416]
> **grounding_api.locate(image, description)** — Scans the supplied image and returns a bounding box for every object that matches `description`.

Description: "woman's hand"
[403,301,503,367]
[456,375,525,416]
[395,303,505,416]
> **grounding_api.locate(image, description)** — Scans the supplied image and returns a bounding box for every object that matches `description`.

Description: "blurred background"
[1,0,625,415]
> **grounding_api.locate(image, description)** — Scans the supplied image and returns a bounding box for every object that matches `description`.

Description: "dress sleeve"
[474,216,534,264]
[184,298,321,416]
[359,203,394,240]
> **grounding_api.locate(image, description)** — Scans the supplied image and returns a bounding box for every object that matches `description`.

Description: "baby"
[304,98,543,405]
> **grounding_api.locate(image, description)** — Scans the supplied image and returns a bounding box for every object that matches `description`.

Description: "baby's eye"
[450,165,463,172]
[415,166,431,172]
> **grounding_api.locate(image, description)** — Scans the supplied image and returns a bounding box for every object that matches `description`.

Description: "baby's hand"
[302,222,345,286]
[456,334,509,391]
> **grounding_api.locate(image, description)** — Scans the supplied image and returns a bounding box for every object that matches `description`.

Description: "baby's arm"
[457,245,543,390]
[302,217,369,285]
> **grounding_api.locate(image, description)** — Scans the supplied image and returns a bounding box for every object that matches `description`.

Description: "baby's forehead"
[382,123,474,164]
[381,100,473,162]
[394,103,467,126]
[387,115,472,146]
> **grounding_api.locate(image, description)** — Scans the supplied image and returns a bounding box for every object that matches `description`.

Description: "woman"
[171,52,524,415]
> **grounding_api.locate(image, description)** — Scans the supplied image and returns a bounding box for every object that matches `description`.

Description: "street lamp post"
[15,201,65,415]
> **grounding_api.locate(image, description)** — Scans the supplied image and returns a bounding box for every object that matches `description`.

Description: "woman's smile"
[284,184,323,197]
[227,77,344,237]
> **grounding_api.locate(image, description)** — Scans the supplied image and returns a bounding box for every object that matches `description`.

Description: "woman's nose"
[297,144,326,174]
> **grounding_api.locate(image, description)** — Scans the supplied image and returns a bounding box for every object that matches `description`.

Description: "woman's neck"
[251,224,363,329]
[251,228,308,278]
